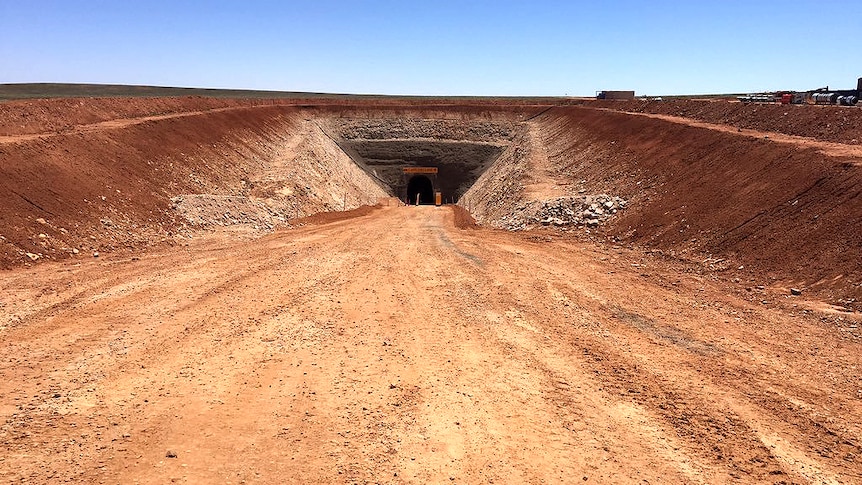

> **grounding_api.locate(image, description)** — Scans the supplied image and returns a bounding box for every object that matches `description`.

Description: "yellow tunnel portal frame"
[403,167,442,205]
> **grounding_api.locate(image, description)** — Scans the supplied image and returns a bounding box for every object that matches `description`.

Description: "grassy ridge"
[0,83,371,101]
[0,83,581,103]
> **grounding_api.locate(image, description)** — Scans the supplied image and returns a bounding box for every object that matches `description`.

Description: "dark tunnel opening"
[407,175,435,205]
[337,139,506,203]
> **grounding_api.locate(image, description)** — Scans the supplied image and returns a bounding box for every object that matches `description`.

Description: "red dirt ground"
[1,96,860,484]
[1,205,860,483]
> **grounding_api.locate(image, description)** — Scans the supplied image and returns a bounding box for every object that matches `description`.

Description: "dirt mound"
[451,204,479,229]
[539,107,861,304]
[594,98,862,145]
[456,103,860,304]
[291,204,381,226]
[0,96,287,137]
[0,102,387,268]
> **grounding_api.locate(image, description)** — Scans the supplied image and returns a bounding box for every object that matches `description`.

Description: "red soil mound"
[452,204,479,229]
[0,97,292,137]
[291,205,381,226]
[593,99,862,145]
[0,104,304,268]
[538,106,861,303]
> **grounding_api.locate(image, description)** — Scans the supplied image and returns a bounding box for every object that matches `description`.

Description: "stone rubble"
[170,195,287,230]
[498,195,627,231]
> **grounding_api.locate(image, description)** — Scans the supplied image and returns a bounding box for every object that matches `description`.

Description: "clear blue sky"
[1,0,859,96]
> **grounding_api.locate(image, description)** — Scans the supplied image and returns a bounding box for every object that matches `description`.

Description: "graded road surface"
[1,205,860,484]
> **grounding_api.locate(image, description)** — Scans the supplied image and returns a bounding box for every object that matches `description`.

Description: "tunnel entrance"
[337,138,506,204]
[407,175,435,205]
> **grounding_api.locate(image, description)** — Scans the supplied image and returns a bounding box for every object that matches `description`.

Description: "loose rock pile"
[498,195,627,231]
[171,195,290,231]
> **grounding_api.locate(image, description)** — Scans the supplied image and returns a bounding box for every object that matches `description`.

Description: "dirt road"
[1,206,860,484]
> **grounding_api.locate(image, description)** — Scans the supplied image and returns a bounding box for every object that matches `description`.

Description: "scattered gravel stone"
[499,195,627,230]
[166,450,177,458]
[171,194,293,230]
[790,288,803,296]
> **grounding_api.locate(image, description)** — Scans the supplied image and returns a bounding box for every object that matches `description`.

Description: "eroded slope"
[460,105,861,305]
[0,103,388,268]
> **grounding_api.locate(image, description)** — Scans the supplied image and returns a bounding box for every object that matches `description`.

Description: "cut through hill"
[0,96,859,305]
[0,93,861,484]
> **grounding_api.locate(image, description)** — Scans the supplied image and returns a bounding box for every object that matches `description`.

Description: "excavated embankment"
[533,107,862,304]
[1,97,859,304]
[593,98,862,145]
[0,102,388,268]
[458,106,861,305]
